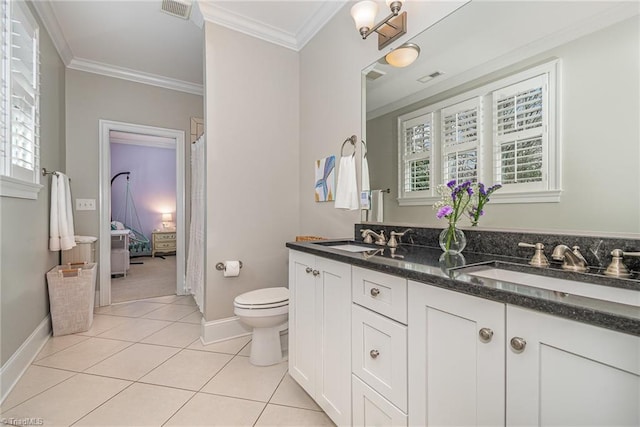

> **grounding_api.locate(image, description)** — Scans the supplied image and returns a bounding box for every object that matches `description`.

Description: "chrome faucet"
[361,229,386,246]
[388,228,413,248]
[551,244,588,272]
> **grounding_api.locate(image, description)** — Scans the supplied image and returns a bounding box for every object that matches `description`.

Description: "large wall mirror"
[362,1,639,236]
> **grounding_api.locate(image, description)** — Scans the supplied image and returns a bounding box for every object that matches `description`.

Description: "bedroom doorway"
[99,120,186,306]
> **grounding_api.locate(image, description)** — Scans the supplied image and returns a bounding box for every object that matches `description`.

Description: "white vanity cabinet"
[408,279,640,427]
[288,250,351,426]
[352,267,408,426]
[408,281,506,427]
[506,305,640,426]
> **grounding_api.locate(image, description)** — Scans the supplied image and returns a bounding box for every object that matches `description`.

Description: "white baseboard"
[0,316,51,405]
[200,316,252,345]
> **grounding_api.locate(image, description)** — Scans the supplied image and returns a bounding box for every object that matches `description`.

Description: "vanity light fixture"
[351,0,407,50]
[385,43,420,68]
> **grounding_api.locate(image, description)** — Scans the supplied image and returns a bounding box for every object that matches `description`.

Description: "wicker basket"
[46,263,97,336]
[295,235,326,242]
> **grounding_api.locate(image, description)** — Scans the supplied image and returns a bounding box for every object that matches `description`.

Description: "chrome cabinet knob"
[510,337,527,352]
[370,288,380,297]
[305,267,313,274]
[478,327,494,343]
[312,270,320,276]
[369,349,380,359]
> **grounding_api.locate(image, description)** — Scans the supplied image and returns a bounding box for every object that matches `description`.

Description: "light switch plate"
[76,198,96,210]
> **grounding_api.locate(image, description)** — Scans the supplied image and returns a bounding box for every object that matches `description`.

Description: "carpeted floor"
[111,255,177,303]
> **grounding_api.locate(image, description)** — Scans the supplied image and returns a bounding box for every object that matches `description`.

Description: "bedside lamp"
[161,213,173,230]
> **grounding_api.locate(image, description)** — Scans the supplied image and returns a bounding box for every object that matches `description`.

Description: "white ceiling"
[34,0,347,95]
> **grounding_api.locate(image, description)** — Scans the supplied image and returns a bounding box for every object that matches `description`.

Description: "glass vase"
[439,224,467,254]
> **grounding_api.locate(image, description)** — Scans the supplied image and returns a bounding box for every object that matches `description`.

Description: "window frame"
[0,0,43,199]
[397,107,435,204]
[396,59,561,206]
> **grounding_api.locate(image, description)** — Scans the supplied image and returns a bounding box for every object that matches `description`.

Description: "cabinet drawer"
[155,233,176,241]
[352,304,407,411]
[353,267,407,324]
[155,242,176,250]
[353,375,407,427]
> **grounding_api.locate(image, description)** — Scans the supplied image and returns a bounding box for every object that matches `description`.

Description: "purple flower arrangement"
[434,180,501,252]
[435,180,501,227]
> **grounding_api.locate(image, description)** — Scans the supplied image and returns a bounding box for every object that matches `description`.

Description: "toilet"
[233,287,289,366]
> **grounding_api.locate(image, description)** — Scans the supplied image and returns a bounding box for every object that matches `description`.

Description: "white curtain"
[186,134,205,313]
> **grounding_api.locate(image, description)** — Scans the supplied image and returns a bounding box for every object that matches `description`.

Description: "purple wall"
[110,143,176,240]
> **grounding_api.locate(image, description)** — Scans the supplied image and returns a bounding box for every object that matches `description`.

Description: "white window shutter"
[398,112,433,200]
[1,0,8,176]
[1,0,40,186]
[493,75,547,190]
[441,97,481,183]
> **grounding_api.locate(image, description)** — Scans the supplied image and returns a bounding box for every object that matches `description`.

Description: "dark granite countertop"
[286,239,640,337]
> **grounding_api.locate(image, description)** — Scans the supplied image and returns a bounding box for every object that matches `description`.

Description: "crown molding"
[68,58,204,96]
[296,1,348,50]
[197,1,347,52]
[31,0,73,65]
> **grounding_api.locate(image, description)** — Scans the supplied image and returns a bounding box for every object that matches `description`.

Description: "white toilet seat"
[234,303,288,317]
[234,287,289,306]
[234,300,288,310]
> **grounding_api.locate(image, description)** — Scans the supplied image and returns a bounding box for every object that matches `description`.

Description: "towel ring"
[340,135,357,157]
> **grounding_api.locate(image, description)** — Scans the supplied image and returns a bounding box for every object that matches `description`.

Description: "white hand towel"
[362,156,370,192]
[60,173,76,250]
[375,189,384,222]
[49,173,76,251]
[335,155,359,210]
[370,189,384,222]
[49,174,60,251]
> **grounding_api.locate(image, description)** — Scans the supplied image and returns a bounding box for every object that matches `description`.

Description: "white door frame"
[99,119,186,306]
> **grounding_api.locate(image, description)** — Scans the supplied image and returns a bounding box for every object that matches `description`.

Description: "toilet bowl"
[234,287,289,366]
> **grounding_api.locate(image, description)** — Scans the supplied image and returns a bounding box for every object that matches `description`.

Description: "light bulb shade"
[162,213,173,221]
[385,43,420,68]
[351,1,378,31]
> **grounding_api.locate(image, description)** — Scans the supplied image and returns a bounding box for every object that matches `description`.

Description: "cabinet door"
[288,250,317,395]
[408,281,505,427]
[352,375,407,427]
[507,306,640,426]
[315,256,352,426]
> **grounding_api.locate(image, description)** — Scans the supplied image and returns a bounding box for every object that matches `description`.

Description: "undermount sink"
[458,266,640,308]
[310,240,379,253]
[327,244,379,253]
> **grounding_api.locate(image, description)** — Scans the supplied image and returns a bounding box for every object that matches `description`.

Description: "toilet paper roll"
[223,261,241,277]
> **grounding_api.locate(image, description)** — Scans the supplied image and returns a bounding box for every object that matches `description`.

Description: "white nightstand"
[152,230,176,257]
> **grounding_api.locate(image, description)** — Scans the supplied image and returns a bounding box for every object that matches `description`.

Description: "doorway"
[99,120,186,306]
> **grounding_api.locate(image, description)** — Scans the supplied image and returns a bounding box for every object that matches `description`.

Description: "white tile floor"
[0,296,334,427]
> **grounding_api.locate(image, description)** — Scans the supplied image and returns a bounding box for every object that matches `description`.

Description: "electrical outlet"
[76,198,96,211]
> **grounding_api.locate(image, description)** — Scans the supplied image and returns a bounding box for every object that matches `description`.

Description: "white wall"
[298,1,467,237]
[204,23,300,320]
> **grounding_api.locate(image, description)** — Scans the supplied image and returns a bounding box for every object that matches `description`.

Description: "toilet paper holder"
[215,261,243,271]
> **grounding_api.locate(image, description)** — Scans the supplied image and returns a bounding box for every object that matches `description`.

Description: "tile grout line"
[252,365,289,426]
[158,338,244,426]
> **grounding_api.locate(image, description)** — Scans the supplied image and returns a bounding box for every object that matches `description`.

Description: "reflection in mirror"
[362,1,639,235]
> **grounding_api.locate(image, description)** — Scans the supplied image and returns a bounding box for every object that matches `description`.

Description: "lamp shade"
[162,213,173,222]
[385,43,420,68]
[351,1,378,31]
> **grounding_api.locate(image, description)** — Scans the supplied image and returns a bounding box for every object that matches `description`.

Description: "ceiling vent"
[418,71,444,83]
[366,69,386,81]
[161,0,192,19]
